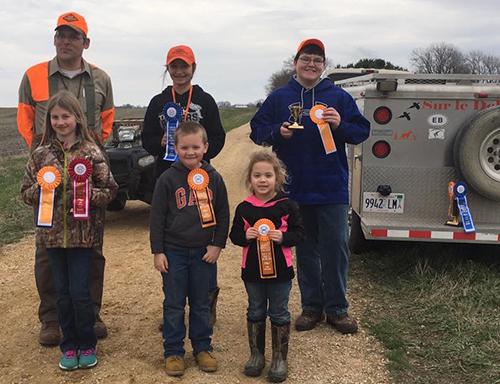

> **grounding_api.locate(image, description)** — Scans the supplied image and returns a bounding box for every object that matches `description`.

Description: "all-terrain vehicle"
[105,118,155,211]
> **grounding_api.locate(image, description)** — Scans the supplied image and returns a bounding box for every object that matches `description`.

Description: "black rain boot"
[209,287,220,328]
[244,320,266,376]
[267,322,290,382]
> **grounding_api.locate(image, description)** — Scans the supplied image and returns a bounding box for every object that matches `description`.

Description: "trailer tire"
[454,106,500,201]
[349,211,372,254]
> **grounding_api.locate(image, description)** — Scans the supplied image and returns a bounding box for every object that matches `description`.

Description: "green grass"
[219,107,257,132]
[351,243,500,384]
[0,154,33,247]
[115,107,146,120]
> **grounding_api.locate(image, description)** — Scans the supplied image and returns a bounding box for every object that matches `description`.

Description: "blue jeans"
[161,247,214,357]
[244,281,292,325]
[47,248,97,353]
[209,263,218,293]
[296,204,350,316]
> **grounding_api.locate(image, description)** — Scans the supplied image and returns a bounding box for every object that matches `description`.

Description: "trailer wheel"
[349,211,372,254]
[454,106,500,201]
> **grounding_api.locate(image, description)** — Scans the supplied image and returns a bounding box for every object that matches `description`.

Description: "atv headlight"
[118,129,136,142]
[138,155,155,168]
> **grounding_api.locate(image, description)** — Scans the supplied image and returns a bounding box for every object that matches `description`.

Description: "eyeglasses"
[55,33,83,42]
[298,57,325,66]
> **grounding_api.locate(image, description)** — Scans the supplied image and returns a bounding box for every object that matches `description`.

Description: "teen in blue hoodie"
[250,38,370,335]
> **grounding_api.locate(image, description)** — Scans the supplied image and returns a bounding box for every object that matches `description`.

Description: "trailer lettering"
[474,100,500,110]
[455,100,469,110]
[422,101,452,110]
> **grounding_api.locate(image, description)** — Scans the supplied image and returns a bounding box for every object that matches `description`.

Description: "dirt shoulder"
[0,124,391,383]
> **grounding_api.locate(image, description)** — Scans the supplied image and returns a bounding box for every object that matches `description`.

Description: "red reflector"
[372,140,391,158]
[371,229,387,237]
[373,106,392,125]
[476,93,488,98]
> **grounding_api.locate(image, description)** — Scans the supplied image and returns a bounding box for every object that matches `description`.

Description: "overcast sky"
[1,0,499,107]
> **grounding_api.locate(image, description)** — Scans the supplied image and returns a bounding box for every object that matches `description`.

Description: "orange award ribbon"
[36,167,61,227]
[68,158,92,220]
[187,168,217,228]
[310,105,337,154]
[254,219,278,279]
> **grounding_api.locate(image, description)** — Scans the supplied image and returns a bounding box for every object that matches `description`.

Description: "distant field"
[0,108,23,156]
[0,107,256,157]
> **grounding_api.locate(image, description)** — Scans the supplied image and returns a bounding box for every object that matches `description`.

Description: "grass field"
[351,243,500,384]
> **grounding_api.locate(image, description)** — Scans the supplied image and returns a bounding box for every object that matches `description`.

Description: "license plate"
[362,193,404,213]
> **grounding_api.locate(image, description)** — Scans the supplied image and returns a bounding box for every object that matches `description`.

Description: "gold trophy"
[288,105,304,129]
[445,182,460,226]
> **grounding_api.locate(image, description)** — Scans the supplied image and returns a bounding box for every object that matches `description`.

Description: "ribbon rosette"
[310,105,337,154]
[454,181,475,233]
[254,218,278,279]
[162,102,182,162]
[187,168,217,228]
[69,158,92,220]
[37,167,61,227]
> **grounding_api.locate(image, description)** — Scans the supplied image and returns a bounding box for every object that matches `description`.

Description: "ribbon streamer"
[162,102,182,161]
[69,158,92,220]
[310,105,337,154]
[454,182,475,233]
[36,167,61,227]
[254,218,278,279]
[187,168,217,228]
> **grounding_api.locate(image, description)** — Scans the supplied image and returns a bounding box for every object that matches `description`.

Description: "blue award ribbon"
[454,182,476,233]
[162,102,182,161]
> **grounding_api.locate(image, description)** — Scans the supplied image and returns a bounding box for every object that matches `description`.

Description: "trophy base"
[288,123,304,130]
[445,219,461,227]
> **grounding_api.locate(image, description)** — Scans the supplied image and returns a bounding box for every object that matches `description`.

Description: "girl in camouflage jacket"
[21,91,117,371]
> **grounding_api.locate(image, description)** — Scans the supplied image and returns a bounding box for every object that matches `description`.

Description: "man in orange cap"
[17,12,114,346]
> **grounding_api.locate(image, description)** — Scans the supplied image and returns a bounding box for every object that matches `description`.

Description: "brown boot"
[94,314,108,338]
[209,287,220,328]
[294,310,325,331]
[195,351,218,372]
[327,313,358,334]
[39,321,61,346]
[267,323,290,382]
[165,356,188,376]
[244,321,266,376]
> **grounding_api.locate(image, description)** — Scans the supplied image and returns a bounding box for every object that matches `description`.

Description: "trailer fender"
[453,106,500,201]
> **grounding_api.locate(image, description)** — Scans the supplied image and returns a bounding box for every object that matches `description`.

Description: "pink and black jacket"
[230,193,305,283]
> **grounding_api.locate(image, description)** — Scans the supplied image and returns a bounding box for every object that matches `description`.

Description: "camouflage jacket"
[21,138,118,248]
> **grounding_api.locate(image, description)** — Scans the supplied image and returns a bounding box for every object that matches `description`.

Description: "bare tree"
[410,42,470,74]
[466,50,500,75]
[265,55,295,95]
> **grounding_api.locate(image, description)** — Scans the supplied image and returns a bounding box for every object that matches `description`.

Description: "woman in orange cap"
[142,44,225,334]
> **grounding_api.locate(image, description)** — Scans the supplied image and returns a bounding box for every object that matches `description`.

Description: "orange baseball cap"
[55,12,88,36]
[297,38,325,54]
[166,45,196,65]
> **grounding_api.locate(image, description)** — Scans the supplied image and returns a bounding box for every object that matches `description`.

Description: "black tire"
[349,211,372,254]
[454,106,500,201]
[107,196,126,211]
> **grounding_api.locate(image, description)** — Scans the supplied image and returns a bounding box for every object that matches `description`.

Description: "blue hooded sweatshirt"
[250,76,370,205]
